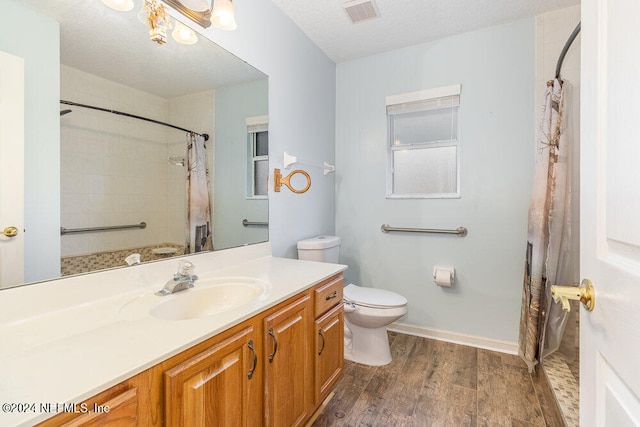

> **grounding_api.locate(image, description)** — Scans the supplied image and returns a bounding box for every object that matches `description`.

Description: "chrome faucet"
[155,260,198,296]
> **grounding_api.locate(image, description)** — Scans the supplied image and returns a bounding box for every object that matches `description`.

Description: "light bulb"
[211,0,237,31]
[172,20,198,44]
[218,11,232,26]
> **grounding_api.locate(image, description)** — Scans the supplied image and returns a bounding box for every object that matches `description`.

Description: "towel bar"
[381,224,467,237]
[242,219,268,227]
[61,222,147,235]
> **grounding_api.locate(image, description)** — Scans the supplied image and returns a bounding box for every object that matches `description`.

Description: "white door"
[580,0,640,424]
[0,50,25,288]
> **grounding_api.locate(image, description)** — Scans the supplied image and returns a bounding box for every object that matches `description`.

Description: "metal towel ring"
[273,168,311,194]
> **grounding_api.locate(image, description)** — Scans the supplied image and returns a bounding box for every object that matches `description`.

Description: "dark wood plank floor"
[312,332,564,427]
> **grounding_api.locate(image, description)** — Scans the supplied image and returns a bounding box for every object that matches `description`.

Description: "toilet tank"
[297,236,341,263]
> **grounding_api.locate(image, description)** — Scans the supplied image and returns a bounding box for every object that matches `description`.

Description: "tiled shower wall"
[60,65,213,262]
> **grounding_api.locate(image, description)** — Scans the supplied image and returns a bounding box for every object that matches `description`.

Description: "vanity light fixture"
[136,0,197,45]
[101,0,135,11]
[146,0,171,44]
[172,20,199,44]
[101,0,236,44]
[162,0,237,30]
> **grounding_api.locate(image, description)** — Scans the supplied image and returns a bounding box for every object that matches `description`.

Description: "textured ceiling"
[270,0,580,63]
[17,0,581,95]
[18,0,265,99]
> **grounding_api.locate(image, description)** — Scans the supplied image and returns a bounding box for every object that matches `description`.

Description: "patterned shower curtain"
[518,79,578,372]
[185,133,213,254]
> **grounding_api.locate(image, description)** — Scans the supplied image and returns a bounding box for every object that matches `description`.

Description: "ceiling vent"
[341,0,380,24]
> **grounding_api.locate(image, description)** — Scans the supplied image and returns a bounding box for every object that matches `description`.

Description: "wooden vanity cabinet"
[312,275,344,404]
[37,273,344,427]
[263,294,313,427]
[163,323,262,427]
[261,273,344,427]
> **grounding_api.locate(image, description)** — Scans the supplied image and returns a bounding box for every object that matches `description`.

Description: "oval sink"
[120,277,271,321]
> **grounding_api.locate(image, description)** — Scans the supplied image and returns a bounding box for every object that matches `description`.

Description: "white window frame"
[386,84,461,199]
[246,115,269,199]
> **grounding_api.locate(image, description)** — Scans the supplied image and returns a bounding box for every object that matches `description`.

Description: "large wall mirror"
[1,0,268,289]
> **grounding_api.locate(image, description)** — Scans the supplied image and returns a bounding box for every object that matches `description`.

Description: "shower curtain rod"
[555,22,581,80]
[60,100,209,141]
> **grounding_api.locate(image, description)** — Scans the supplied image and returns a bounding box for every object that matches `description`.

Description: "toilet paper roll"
[434,267,454,287]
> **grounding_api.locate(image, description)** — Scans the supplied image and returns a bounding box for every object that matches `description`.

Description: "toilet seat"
[343,284,407,309]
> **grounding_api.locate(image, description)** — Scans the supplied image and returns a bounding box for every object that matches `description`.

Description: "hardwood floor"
[312,332,564,427]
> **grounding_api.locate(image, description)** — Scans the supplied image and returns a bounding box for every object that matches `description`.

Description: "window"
[246,115,269,198]
[386,84,460,198]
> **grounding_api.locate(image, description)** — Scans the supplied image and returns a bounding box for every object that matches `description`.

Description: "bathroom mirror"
[1,0,268,289]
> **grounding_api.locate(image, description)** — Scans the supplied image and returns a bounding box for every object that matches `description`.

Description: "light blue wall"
[335,19,535,342]
[214,78,269,250]
[2,0,60,282]
[199,2,337,258]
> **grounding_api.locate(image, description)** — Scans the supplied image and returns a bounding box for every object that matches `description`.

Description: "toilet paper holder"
[433,266,455,287]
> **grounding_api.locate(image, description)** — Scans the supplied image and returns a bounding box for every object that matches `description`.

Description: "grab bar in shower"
[381,224,468,237]
[61,222,147,235]
[242,219,268,227]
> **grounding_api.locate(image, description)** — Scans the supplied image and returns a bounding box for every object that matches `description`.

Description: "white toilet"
[297,236,408,366]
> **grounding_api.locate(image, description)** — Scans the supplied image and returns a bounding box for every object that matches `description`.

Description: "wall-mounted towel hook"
[274,168,311,194]
[284,151,335,175]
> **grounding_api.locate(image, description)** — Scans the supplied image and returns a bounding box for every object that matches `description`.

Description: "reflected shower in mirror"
[1,0,268,289]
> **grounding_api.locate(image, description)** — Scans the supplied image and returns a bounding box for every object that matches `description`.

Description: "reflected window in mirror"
[246,116,269,198]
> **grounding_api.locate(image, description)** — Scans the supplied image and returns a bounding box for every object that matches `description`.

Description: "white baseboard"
[387,322,519,355]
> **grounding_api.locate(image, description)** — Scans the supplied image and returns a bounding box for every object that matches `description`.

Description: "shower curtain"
[518,79,578,372]
[185,133,213,254]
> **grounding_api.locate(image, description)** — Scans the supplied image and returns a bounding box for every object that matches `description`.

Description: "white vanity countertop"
[0,243,346,426]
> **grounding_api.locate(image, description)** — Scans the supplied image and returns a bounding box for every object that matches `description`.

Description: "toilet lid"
[343,284,407,308]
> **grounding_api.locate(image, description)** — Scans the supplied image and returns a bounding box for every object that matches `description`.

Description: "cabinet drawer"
[314,274,343,317]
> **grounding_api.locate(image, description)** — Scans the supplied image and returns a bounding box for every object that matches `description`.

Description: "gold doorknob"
[2,226,19,238]
[551,279,595,312]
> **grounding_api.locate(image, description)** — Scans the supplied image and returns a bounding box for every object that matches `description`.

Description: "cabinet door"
[36,371,154,427]
[164,326,260,427]
[315,304,344,403]
[37,388,138,427]
[263,294,312,427]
